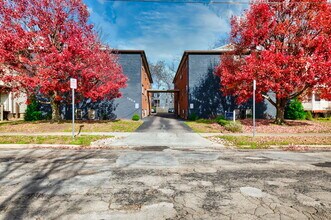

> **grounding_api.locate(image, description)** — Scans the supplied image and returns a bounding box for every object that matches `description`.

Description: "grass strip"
[0,120,143,132]
[219,135,331,149]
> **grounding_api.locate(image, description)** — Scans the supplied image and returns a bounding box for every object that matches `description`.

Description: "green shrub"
[285,99,306,120]
[218,119,230,126]
[132,114,140,121]
[188,113,199,121]
[224,121,243,133]
[196,118,214,124]
[24,99,43,121]
[305,111,313,120]
[215,115,225,121]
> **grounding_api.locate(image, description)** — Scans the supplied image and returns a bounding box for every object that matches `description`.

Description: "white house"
[0,82,27,120]
[302,91,331,114]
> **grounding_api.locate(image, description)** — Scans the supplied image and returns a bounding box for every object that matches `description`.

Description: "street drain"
[313,162,331,168]
[134,146,169,151]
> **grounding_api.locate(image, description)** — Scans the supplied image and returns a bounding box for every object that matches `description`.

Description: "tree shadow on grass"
[0,148,115,219]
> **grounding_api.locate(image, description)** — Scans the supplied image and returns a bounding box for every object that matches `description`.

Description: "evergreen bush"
[132,114,140,121]
[24,99,43,121]
[285,99,306,120]
[188,113,199,121]
[215,115,225,121]
[217,119,230,126]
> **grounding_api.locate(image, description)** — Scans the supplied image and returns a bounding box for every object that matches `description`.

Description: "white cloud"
[86,2,246,64]
[128,4,231,63]
[87,7,93,13]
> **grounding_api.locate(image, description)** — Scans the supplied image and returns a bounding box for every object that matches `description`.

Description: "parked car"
[168,108,174,113]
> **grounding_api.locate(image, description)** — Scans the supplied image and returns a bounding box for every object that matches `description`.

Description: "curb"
[0,144,82,149]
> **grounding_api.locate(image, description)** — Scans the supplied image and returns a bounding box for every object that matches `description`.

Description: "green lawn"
[0,135,112,146]
[218,135,331,149]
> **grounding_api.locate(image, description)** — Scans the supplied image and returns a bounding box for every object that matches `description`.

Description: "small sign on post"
[70,78,77,89]
[70,78,77,138]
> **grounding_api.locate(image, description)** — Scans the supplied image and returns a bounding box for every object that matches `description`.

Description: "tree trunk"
[274,98,287,125]
[50,97,60,122]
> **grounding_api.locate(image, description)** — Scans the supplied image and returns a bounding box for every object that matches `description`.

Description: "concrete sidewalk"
[0,132,130,138]
[0,132,330,137]
[200,132,331,137]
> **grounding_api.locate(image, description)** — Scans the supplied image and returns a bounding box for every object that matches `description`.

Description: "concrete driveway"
[104,114,220,148]
[0,147,330,219]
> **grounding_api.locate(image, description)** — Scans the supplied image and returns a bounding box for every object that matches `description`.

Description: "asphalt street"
[0,114,330,219]
[0,148,330,219]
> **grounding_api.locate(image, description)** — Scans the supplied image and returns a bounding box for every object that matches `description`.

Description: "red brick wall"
[141,65,151,118]
[174,56,188,119]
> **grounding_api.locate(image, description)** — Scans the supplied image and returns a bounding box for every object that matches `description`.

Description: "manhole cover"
[313,162,331,168]
[134,146,169,151]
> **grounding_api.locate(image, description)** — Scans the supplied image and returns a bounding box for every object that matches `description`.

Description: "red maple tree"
[0,0,126,121]
[215,0,331,124]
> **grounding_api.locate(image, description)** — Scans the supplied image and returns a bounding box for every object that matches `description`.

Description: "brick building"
[67,50,153,120]
[112,50,153,119]
[173,49,276,119]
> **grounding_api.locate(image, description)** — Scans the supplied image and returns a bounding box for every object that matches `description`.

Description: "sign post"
[70,78,77,138]
[253,80,256,137]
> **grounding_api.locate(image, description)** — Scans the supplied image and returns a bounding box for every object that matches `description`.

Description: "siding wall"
[179,53,277,119]
[113,53,142,119]
[188,54,226,118]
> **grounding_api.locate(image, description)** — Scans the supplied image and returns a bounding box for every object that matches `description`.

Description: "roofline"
[173,50,229,83]
[113,49,153,83]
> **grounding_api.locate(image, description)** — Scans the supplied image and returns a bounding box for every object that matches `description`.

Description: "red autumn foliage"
[215,0,331,124]
[0,0,126,121]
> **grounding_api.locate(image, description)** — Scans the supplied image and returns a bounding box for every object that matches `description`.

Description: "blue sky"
[84,0,247,65]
